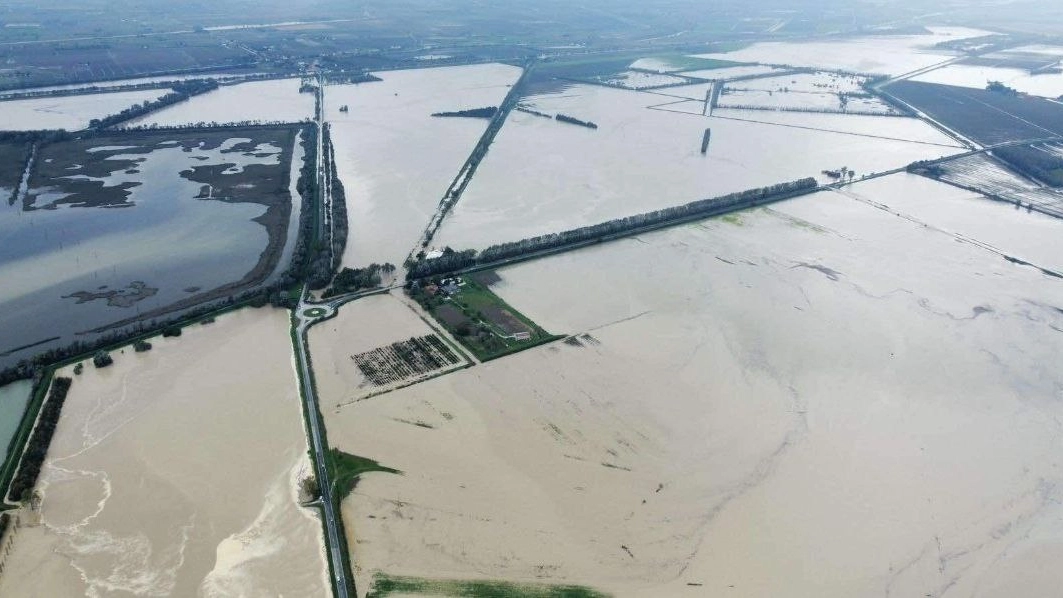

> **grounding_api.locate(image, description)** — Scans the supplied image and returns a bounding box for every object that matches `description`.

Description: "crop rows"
[934,153,1063,217]
[353,335,461,387]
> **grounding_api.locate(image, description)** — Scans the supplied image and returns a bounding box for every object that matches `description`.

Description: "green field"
[413,273,560,362]
[325,449,400,500]
[366,574,610,598]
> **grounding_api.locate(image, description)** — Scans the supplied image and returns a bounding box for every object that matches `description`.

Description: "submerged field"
[910,62,1063,98]
[325,63,521,269]
[0,309,328,597]
[4,24,1063,598]
[692,27,989,75]
[333,174,1063,597]
[121,78,314,128]
[922,153,1063,218]
[309,292,472,407]
[433,82,962,251]
[0,126,304,369]
[0,89,170,131]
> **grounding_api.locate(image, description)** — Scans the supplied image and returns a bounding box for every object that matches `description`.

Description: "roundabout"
[303,307,329,319]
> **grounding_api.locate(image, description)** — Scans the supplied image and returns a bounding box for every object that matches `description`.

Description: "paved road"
[292,304,351,598]
[295,81,353,598]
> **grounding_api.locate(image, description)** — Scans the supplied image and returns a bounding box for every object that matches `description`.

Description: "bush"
[92,351,113,368]
[133,340,153,353]
[162,326,182,338]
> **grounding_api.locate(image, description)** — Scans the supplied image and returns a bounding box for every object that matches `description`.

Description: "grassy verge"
[412,274,561,362]
[366,574,610,598]
[326,449,400,500]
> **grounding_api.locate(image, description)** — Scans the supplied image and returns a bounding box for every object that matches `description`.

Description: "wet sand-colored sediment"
[0,308,327,597]
[321,176,1063,597]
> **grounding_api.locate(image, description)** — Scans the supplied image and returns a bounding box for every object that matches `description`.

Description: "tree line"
[515,106,552,119]
[323,263,396,298]
[432,107,498,119]
[408,178,818,280]
[993,145,1063,187]
[307,123,349,290]
[89,79,220,129]
[555,114,598,129]
[0,73,290,102]
[7,377,72,502]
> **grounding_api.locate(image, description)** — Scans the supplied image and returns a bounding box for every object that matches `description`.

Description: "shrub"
[92,351,113,368]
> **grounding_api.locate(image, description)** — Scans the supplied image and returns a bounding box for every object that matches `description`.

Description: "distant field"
[0,35,254,90]
[885,80,1063,144]
[885,80,1063,185]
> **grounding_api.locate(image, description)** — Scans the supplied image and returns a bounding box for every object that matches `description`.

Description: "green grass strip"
[326,449,400,500]
[367,574,611,598]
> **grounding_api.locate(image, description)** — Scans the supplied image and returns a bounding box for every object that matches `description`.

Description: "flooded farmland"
[338,174,1063,597]
[0,309,328,597]
[0,127,304,369]
[121,78,314,128]
[325,63,521,268]
[694,27,990,75]
[309,291,470,407]
[0,89,170,131]
[434,82,962,251]
[927,153,1063,218]
[910,63,1063,98]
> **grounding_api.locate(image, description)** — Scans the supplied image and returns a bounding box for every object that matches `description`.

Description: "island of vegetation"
[409,272,560,361]
[323,263,396,298]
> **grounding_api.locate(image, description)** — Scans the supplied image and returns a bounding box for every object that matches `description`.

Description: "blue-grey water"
[0,136,299,369]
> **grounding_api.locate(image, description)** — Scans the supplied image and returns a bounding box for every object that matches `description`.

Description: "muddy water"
[121,78,313,128]
[0,309,328,597]
[0,89,169,131]
[433,83,962,251]
[333,174,1063,597]
[325,63,521,268]
[271,130,307,284]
